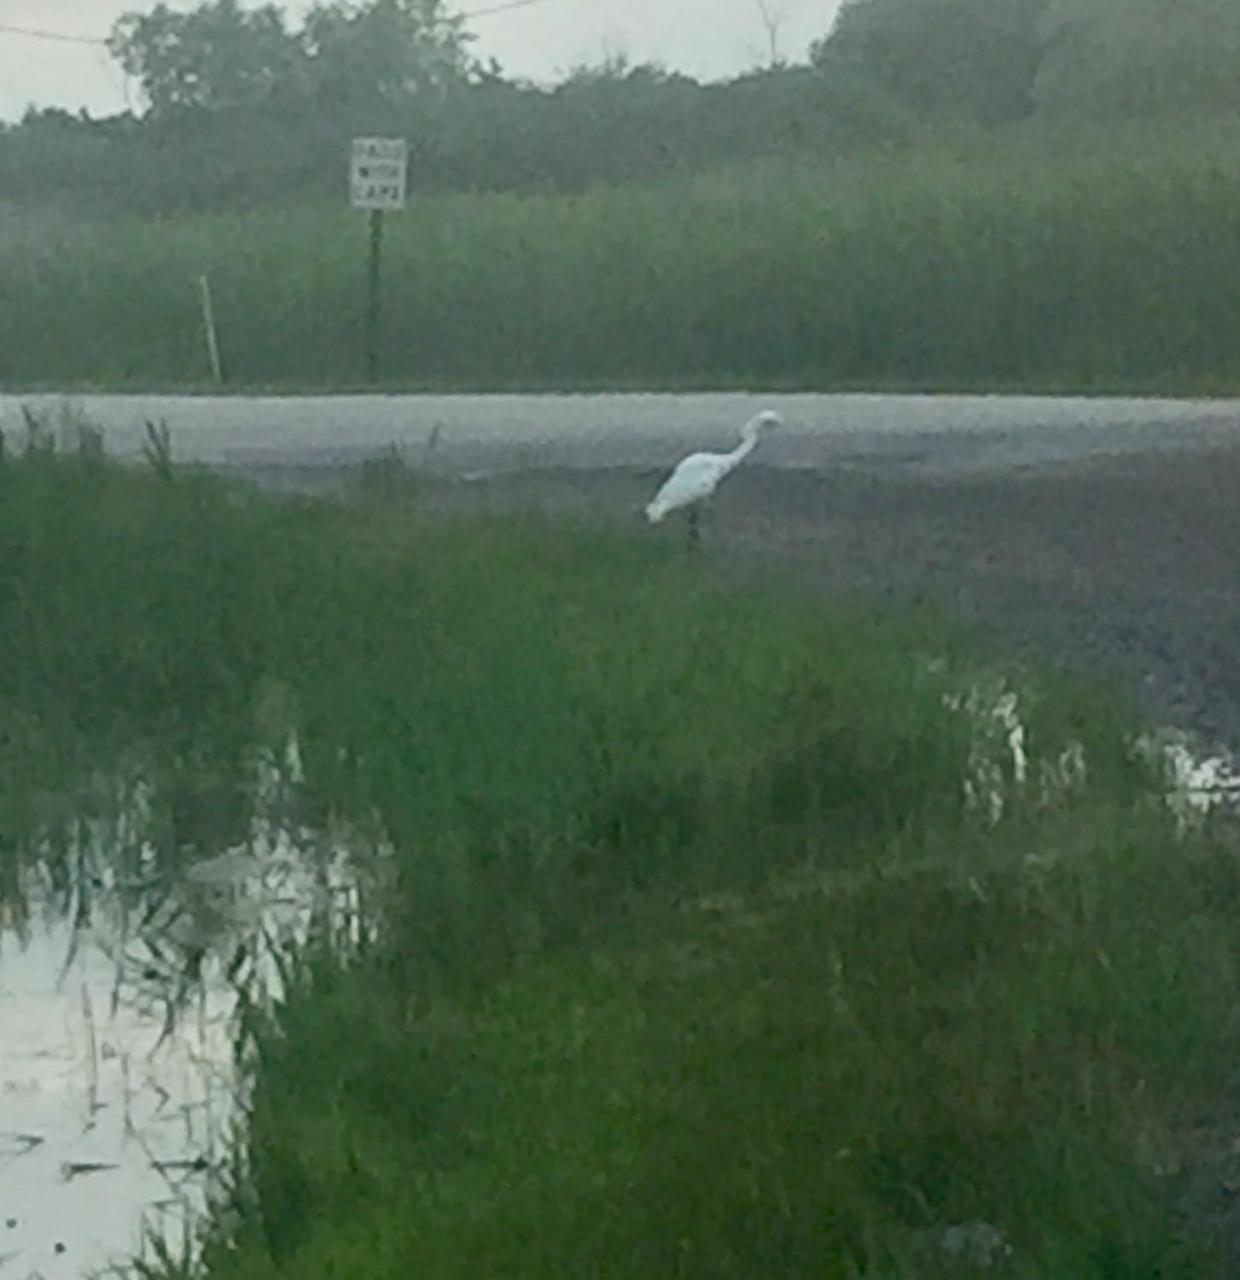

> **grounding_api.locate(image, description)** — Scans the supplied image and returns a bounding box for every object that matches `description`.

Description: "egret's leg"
[687,505,701,550]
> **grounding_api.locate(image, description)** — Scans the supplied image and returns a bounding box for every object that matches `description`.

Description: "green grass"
[3,435,1240,1277]
[211,830,1240,1279]
[5,116,1240,394]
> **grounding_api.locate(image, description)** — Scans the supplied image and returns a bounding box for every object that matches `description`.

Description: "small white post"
[197,274,224,384]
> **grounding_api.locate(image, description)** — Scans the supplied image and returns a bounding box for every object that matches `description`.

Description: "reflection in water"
[0,743,375,1279]
[1157,732,1240,827]
[1,907,232,1278]
[945,677,1240,828]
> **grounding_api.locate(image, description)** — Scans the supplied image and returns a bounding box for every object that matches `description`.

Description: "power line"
[461,0,553,17]
[0,1,552,48]
[0,22,106,46]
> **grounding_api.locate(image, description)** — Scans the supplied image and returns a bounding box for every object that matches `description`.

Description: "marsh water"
[0,745,374,1279]
[1,904,233,1277]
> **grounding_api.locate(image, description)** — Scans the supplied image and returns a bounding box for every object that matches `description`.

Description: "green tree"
[812,0,1050,126]
[108,0,471,122]
[299,0,474,116]
[1033,0,1240,119]
[107,0,303,116]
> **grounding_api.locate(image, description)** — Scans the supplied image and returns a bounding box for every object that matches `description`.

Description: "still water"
[0,741,371,1279]
[1,905,232,1277]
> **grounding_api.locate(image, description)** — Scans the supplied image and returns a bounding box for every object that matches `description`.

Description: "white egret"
[645,409,782,545]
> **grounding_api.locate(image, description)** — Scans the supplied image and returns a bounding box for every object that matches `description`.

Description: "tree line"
[2,0,1237,216]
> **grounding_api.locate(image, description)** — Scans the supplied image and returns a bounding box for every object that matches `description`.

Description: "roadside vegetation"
[4,0,1240,393]
[5,115,1240,392]
[3,420,1240,1276]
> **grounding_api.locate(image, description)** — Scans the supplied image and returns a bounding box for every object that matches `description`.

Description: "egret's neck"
[730,426,761,464]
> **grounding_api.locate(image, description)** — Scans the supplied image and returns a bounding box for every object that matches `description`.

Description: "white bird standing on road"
[645,409,782,544]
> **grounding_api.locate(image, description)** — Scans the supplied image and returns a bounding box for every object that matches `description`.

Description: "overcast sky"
[0,0,841,121]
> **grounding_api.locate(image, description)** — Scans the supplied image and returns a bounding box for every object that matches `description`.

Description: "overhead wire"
[0,22,107,46]
[461,0,554,17]
[0,0,556,47]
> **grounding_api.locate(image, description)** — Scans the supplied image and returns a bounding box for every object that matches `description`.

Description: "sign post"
[350,137,408,384]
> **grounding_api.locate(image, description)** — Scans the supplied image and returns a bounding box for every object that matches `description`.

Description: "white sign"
[350,137,408,211]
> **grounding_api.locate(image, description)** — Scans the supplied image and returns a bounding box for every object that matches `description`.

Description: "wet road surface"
[3,391,1238,476]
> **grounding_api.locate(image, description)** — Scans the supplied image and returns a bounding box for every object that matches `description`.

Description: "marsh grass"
[214,825,1240,1280]
[2,432,1239,1276]
[6,117,1240,392]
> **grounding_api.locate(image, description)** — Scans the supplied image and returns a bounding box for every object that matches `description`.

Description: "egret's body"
[645,410,781,537]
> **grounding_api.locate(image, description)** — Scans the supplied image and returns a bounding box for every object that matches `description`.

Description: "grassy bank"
[3,435,1240,1276]
[4,118,1240,394]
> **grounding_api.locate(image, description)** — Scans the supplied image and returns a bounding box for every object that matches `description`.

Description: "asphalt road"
[3,391,1239,477]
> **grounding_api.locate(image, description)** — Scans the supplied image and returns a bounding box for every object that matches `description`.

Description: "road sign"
[350,137,407,211]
